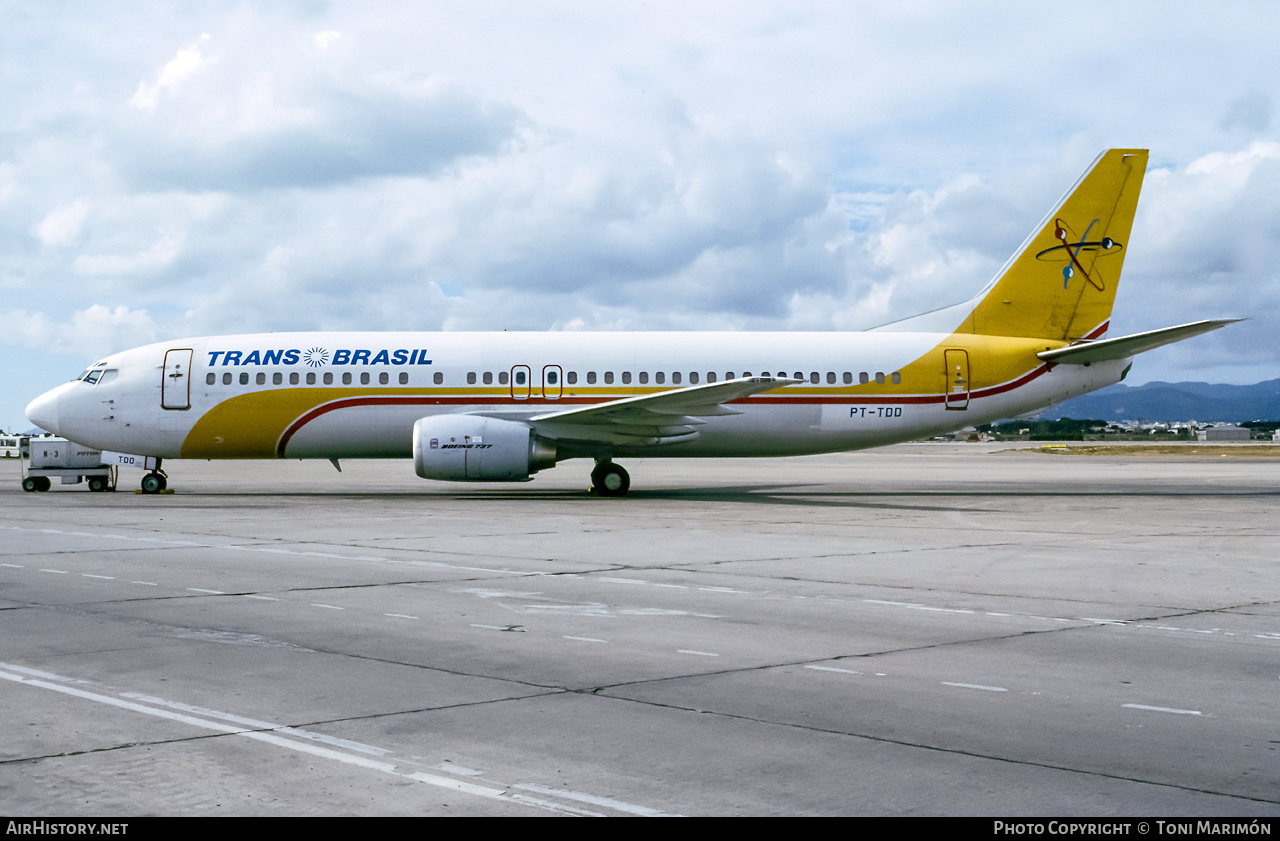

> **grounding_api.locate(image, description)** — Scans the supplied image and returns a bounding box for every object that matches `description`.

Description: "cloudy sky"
[3,1,1278,430]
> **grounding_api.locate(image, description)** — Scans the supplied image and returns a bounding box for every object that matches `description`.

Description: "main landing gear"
[590,459,630,497]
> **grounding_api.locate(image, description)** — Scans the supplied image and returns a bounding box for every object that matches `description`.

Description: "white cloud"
[0,162,17,206]
[34,199,91,248]
[130,33,213,110]
[314,30,342,50]
[74,233,186,278]
[4,305,158,359]
[1133,142,1280,292]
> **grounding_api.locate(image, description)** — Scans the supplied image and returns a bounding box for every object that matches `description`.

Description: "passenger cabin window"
[809,372,819,384]
[379,372,388,385]
[223,373,232,385]
[689,372,699,384]
[324,373,334,385]
[307,373,316,385]
[604,372,614,384]
[360,372,370,385]
[483,372,492,385]
[290,372,299,385]
[256,373,266,385]
[567,371,577,385]
[434,372,443,385]
[587,372,597,384]
[638,372,648,385]
[891,372,901,384]
[547,370,558,385]
[875,372,885,384]
[498,371,508,385]
[827,372,836,384]
[206,373,216,385]
[707,372,716,383]
[672,372,681,385]
[467,372,476,384]
[342,373,352,385]
[622,372,631,384]
[273,373,283,385]
[859,372,869,384]
[399,372,409,385]
[515,370,526,385]
[655,372,665,385]
[240,373,249,385]
[843,372,852,384]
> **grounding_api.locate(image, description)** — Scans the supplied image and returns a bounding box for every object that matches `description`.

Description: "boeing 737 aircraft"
[25,149,1235,496]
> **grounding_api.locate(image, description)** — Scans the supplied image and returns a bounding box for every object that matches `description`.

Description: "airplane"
[24,148,1237,496]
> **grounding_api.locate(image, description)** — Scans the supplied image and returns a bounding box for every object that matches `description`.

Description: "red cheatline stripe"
[274,362,1091,456]
[274,324,1113,456]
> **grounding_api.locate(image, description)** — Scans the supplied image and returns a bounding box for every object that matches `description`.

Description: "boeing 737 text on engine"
[24,150,1237,496]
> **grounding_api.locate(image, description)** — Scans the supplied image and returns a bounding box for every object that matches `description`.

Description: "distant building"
[1197,425,1251,442]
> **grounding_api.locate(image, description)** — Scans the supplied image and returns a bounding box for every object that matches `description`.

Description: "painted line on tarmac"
[942,682,1008,692]
[1122,703,1202,716]
[0,662,676,817]
[514,782,677,817]
[6,535,1272,648]
[3,526,535,579]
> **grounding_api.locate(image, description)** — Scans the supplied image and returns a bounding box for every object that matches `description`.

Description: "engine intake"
[413,416,556,482]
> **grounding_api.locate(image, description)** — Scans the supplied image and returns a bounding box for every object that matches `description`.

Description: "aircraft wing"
[1037,319,1242,365]
[527,376,800,444]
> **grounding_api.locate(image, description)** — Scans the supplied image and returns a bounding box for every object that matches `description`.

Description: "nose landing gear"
[140,471,168,494]
[139,457,168,494]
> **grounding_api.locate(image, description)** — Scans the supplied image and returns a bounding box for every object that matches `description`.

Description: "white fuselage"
[28,331,1129,465]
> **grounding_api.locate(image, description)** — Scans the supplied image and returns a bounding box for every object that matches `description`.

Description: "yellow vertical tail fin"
[958,148,1148,340]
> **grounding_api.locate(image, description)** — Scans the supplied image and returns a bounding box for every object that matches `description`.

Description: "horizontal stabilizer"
[1036,319,1242,365]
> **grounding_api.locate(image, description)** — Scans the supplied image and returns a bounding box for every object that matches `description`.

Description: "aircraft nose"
[26,388,62,434]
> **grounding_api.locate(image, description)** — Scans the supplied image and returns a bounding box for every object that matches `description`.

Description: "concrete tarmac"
[1,444,1277,816]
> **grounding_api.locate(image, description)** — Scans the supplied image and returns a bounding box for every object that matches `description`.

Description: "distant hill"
[1040,378,1280,423]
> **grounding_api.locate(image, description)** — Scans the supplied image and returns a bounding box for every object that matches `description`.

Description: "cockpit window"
[75,366,117,386]
[75,362,109,383]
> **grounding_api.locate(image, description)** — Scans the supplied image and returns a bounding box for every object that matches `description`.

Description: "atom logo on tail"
[1034,218,1123,290]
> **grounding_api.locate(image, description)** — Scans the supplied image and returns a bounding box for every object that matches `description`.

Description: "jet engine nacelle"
[413,415,557,482]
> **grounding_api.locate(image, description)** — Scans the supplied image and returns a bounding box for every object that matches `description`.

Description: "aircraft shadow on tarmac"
[109,482,1278,512]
